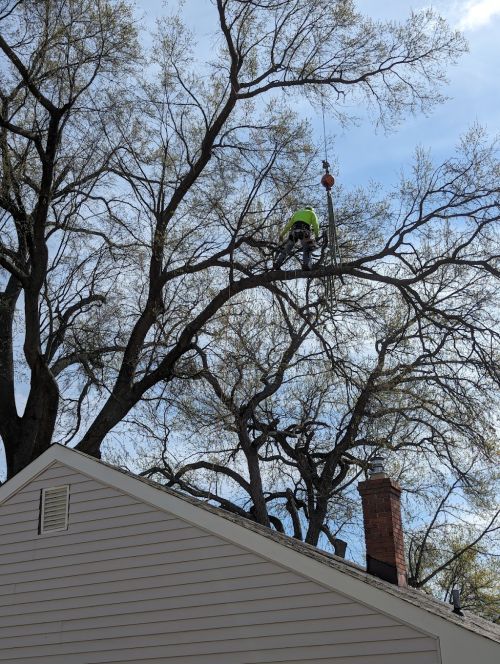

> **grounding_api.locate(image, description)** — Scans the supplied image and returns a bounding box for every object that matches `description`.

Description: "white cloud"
[457,0,500,30]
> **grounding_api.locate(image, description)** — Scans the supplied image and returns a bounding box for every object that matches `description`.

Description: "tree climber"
[273,206,320,270]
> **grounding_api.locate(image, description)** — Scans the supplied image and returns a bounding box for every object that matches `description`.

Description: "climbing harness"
[273,217,318,271]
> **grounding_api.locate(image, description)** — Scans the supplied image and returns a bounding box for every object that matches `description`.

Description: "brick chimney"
[357,457,407,586]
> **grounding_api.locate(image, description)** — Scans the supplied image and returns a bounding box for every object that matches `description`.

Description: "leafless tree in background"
[404,457,499,621]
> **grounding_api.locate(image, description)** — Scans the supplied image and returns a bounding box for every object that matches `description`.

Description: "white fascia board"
[2,444,499,663]
[0,444,61,504]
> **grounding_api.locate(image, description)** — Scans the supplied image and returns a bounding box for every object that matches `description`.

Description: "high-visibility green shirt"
[280,208,320,239]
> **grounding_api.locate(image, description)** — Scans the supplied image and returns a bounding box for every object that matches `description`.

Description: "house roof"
[1,443,499,648]
[102,455,500,646]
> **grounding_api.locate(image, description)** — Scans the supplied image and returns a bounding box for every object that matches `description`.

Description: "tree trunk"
[245,446,271,528]
[305,499,329,546]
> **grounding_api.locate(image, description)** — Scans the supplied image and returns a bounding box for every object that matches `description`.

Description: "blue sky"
[341,0,500,188]
[136,0,500,190]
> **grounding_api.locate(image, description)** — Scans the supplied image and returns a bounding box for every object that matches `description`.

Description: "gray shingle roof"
[76,448,500,645]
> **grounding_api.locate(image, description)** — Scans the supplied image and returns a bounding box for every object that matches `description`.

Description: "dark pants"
[274,223,315,270]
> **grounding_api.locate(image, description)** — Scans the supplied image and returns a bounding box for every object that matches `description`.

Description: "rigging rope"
[320,103,342,308]
[321,100,328,164]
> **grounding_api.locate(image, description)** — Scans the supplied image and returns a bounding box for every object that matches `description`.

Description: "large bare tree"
[1,0,498,501]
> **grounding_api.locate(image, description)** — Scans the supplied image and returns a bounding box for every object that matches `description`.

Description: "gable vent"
[40,485,69,534]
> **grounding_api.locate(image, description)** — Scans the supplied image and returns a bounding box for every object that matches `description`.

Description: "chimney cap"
[369,455,388,478]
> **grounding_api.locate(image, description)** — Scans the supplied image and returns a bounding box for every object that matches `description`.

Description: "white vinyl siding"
[0,461,440,663]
